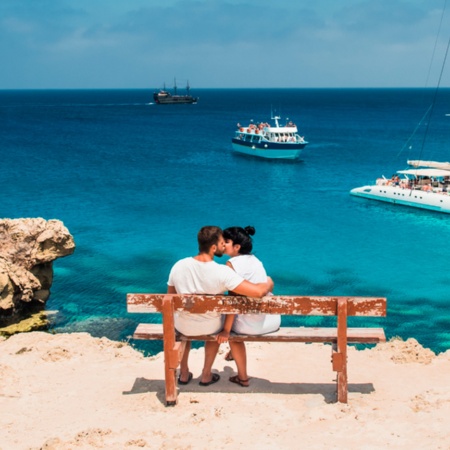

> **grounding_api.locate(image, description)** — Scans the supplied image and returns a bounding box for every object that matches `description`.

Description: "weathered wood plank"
[132,323,386,344]
[127,294,387,317]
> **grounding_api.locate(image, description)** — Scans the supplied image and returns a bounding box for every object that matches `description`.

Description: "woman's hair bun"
[244,226,255,236]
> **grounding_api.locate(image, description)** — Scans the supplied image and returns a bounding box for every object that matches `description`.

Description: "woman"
[216,226,280,387]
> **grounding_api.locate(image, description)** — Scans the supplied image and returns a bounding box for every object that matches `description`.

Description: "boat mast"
[270,106,281,127]
[173,78,177,95]
[414,5,450,165]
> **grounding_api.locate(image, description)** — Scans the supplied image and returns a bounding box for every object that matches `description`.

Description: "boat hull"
[153,95,197,104]
[231,139,306,160]
[350,185,450,214]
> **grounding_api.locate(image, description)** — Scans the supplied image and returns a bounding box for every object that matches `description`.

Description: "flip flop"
[229,375,250,387]
[178,372,193,385]
[199,373,220,386]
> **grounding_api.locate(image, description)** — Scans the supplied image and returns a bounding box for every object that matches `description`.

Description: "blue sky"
[1,0,450,89]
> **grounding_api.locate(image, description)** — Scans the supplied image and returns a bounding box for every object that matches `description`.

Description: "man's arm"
[167,285,177,294]
[232,276,273,298]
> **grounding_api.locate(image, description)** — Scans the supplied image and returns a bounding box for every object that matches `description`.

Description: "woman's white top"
[228,254,281,335]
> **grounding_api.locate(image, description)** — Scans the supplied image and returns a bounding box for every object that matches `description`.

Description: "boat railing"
[235,123,306,145]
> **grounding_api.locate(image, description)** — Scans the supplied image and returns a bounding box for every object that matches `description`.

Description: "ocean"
[1,88,450,355]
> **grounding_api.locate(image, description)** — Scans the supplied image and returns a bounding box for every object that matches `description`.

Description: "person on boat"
[167,226,273,387]
[400,180,410,189]
[388,175,400,186]
[216,226,280,387]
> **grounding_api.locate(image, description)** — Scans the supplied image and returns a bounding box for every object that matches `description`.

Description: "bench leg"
[335,298,348,403]
[164,364,177,406]
[332,345,348,403]
[164,341,187,406]
[162,298,179,406]
[337,367,348,403]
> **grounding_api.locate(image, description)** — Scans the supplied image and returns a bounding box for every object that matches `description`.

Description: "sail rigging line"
[394,104,433,159]
[423,0,448,89]
[392,0,449,166]
[415,32,450,166]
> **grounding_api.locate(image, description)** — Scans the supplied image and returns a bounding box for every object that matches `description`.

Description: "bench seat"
[133,323,386,344]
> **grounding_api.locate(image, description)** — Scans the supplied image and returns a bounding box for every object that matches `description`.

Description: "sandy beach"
[0,331,449,450]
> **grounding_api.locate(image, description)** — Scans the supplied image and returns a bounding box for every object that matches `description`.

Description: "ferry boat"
[350,160,450,214]
[153,79,198,105]
[231,115,308,160]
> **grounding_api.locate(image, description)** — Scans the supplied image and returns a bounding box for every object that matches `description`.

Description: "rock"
[0,218,75,325]
[0,310,52,335]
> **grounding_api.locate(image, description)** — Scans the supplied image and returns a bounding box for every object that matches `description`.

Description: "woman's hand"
[216,330,231,344]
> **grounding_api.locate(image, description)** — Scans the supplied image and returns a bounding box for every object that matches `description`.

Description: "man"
[167,226,273,386]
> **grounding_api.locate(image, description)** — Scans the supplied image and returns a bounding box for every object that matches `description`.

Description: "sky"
[1,0,450,89]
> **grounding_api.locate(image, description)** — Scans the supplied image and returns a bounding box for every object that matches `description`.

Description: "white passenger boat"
[231,115,308,160]
[350,161,450,214]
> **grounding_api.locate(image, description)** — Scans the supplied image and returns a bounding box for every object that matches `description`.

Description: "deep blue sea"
[1,88,450,355]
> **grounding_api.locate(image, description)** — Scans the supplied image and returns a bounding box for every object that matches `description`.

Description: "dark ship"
[153,79,198,104]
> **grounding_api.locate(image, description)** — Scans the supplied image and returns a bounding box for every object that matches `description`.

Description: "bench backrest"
[127,294,387,317]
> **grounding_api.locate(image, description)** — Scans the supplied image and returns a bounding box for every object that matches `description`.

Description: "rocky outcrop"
[0,218,75,324]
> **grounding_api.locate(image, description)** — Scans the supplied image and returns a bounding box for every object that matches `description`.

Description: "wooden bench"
[127,294,387,406]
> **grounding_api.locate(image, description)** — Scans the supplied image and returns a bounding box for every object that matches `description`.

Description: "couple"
[167,225,280,387]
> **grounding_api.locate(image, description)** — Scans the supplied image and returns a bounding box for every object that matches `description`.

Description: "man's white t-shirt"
[167,257,244,336]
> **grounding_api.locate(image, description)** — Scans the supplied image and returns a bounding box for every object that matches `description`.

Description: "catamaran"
[350,160,450,214]
[351,12,450,215]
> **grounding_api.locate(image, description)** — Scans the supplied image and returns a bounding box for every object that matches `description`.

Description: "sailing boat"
[350,161,450,214]
[152,78,198,104]
[350,15,450,214]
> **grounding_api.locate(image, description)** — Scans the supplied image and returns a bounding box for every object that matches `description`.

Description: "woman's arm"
[216,314,236,343]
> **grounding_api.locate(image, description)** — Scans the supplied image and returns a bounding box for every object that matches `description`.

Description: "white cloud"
[0,0,449,88]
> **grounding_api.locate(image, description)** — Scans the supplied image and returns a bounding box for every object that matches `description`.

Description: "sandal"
[229,375,250,387]
[199,373,220,386]
[224,350,234,361]
[178,372,193,385]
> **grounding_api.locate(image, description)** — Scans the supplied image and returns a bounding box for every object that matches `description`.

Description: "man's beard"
[214,250,224,257]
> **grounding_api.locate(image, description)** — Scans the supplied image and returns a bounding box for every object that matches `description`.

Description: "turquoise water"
[1,88,450,354]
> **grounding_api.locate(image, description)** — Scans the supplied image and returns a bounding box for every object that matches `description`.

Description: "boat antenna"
[270,105,281,121]
[174,77,177,95]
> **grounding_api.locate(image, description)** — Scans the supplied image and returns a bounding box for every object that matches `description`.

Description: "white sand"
[0,332,449,449]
